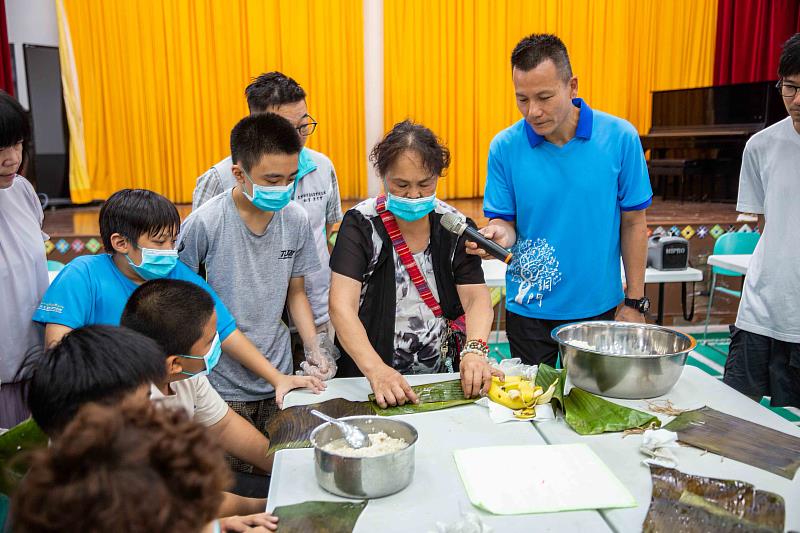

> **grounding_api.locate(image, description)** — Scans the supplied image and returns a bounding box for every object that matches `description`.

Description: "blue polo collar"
[524,98,593,148]
[297,147,317,181]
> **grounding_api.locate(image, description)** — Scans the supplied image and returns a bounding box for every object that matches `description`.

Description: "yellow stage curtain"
[57,0,366,204]
[383,0,717,199]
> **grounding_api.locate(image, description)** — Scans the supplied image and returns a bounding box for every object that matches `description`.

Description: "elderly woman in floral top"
[330,120,497,407]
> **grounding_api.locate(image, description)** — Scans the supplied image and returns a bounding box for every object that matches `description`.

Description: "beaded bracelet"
[463,338,489,356]
[459,348,489,362]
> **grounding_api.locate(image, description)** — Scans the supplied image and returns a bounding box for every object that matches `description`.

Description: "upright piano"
[641,81,787,201]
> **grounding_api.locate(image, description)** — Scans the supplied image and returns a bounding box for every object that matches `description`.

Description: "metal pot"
[309,416,418,499]
[551,321,696,399]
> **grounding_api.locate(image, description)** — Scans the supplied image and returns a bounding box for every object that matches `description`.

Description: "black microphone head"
[440,212,467,236]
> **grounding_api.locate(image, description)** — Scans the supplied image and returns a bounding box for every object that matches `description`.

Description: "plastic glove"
[299,333,338,380]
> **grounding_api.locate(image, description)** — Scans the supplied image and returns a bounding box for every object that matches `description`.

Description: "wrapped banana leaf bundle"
[663,406,800,480]
[535,364,660,435]
[272,500,368,533]
[643,466,785,532]
[369,379,477,416]
[266,398,374,455]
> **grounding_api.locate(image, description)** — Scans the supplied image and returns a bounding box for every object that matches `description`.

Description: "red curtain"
[714,0,800,84]
[0,0,12,95]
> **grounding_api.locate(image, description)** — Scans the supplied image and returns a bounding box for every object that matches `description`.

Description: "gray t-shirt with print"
[179,191,321,401]
[192,148,342,326]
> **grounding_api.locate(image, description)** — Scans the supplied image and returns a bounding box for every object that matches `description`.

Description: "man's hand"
[465,224,514,259]
[274,374,326,409]
[219,512,278,532]
[459,354,494,398]
[615,305,646,324]
[366,364,418,408]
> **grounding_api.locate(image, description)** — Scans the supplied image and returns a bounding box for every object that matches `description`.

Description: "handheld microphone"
[440,212,513,264]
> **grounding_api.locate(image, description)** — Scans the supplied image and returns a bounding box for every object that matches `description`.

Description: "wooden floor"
[42,198,739,237]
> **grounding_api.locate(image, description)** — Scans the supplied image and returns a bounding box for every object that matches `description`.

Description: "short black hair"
[25,325,166,435]
[121,279,215,355]
[369,120,451,178]
[779,33,800,78]
[245,72,306,113]
[230,112,302,173]
[0,91,30,149]
[511,33,573,81]
[99,189,181,253]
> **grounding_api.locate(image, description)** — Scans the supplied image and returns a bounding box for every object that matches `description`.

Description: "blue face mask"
[386,191,437,221]
[180,333,222,378]
[126,247,178,280]
[242,170,294,212]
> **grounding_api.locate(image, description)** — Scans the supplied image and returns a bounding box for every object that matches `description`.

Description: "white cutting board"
[453,443,636,515]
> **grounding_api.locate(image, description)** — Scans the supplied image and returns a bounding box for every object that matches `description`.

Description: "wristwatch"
[624,296,651,314]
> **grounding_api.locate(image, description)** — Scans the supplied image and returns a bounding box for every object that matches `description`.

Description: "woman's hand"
[459,353,494,398]
[218,512,278,532]
[273,374,326,409]
[366,364,419,408]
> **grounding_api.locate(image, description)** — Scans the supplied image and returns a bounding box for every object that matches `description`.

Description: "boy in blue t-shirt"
[33,188,323,407]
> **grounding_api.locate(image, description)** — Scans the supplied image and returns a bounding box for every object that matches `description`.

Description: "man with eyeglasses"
[193,72,343,373]
[723,33,800,409]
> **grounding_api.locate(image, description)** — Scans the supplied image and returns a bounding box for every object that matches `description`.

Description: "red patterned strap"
[376,195,443,318]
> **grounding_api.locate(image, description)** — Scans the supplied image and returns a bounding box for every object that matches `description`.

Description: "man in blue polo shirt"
[470,34,652,366]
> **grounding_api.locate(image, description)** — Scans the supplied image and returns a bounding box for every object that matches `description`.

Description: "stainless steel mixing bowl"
[309,415,418,499]
[551,321,696,399]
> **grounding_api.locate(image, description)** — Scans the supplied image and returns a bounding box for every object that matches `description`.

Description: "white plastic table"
[481,261,703,324]
[533,366,800,532]
[708,254,752,275]
[270,374,613,532]
[269,368,800,531]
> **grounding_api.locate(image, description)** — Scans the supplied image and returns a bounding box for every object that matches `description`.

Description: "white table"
[481,261,704,324]
[269,368,800,532]
[270,374,613,532]
[534,366,800,532]
[708,254,752,275]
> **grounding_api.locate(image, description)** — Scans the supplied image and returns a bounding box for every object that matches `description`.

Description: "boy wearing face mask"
[33,189,323,406]
[121,279,277,477]
[179,113,330,474]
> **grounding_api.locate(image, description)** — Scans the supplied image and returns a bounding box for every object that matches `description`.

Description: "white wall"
[5,0,59,109]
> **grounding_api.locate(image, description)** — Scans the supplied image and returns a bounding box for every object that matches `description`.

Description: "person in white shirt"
[192,72,343,372]
[120,278,277,475]
[723,33,800,408]
[0,91,48,429]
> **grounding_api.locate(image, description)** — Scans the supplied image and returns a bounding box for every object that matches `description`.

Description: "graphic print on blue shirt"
[508,238,563,307]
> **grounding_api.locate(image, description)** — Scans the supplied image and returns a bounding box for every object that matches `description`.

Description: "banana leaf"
[369,379,477,416]
[535,364,660,435]
[0,418,49,495]
[664,406,800,480]
[643,466,784,532]
[272,500,367,533]
[266,398,374,455]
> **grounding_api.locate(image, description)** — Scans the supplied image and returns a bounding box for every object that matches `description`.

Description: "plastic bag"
[490,357,537,381]
[430,513,493,533]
